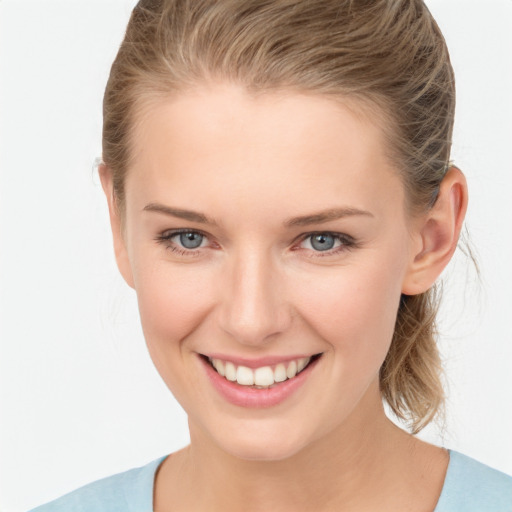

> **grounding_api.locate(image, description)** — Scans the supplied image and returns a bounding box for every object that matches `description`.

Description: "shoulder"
[27,456,167,512]
[435,450,512,512]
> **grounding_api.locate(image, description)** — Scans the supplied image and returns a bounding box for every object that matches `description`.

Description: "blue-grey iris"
[311,233,335,251]
[180,232,203,249]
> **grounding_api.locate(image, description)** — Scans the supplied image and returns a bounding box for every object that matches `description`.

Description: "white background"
[1,1,511,511]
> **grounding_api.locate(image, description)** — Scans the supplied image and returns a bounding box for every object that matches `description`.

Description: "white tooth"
[213,359,225,377]
[254,366,275,386]
[274,363,287,382]
[286,360,298,379]
[225,361,237,381]
[236,365,255,385]
[297,357,310,373]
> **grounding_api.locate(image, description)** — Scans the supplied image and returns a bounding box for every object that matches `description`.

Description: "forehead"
[126,83,404,223]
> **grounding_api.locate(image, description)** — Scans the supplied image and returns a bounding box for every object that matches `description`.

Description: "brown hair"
[103,0,455,433]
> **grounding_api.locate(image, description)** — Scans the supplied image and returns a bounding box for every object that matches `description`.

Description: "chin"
[222,440,304,462]
[210,422,314,462]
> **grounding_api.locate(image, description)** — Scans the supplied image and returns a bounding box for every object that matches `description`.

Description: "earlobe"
[98,164,135,289]
[402,167,468,295]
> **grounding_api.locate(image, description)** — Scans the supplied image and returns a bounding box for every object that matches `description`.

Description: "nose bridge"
[218,243,289,345]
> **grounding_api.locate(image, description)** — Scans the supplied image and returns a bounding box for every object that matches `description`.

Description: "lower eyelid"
[299,244,352,258]
[169,245,203,257]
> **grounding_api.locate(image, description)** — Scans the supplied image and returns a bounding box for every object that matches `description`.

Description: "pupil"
[180,232,203,249]
[311,234,334,251]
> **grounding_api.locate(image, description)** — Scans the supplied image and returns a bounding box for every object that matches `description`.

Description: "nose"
[217,247,291,346]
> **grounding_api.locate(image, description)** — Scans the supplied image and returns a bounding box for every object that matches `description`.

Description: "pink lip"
[202,353,318,369]
[199,354,322,408]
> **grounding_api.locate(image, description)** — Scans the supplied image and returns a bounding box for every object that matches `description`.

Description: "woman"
[27,0,512,510]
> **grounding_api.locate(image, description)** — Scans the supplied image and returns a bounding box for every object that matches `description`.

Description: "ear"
[402,166,468,295]
[98,164,135,289]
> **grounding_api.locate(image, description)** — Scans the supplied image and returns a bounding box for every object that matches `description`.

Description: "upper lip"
[201,353,322,368]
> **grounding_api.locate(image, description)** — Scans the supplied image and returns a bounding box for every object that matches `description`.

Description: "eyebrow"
[143,203,373,227]
[283,207,374,227]
[143,203,219,226]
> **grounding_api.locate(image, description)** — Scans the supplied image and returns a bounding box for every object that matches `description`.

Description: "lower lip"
[200,355,321,408]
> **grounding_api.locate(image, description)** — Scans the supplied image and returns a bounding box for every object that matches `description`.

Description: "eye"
[155,229,210,254]
[297,232,355,256]
[176,231,205,249]
[306,233,338,251]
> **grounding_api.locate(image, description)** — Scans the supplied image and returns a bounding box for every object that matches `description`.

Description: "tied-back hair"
[103,0,456,433]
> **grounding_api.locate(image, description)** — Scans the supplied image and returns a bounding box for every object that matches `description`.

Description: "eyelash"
[155,228,357,259]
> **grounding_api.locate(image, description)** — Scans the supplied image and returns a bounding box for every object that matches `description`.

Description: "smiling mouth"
[201,354,323,389]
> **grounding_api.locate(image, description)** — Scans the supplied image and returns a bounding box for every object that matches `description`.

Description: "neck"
[155,382,444,511]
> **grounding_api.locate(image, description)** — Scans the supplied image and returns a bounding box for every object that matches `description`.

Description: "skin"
[100,83,467,511]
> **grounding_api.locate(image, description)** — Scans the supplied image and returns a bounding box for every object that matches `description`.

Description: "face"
[115,83,419,461]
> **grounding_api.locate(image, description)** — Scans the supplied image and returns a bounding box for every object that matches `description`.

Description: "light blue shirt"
[29,450,512,511]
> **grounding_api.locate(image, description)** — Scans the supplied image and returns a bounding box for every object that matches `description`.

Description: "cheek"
[132,260,218,410]
[135,263,212,342]
[134,252,404,352]
[292,258,404,369]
